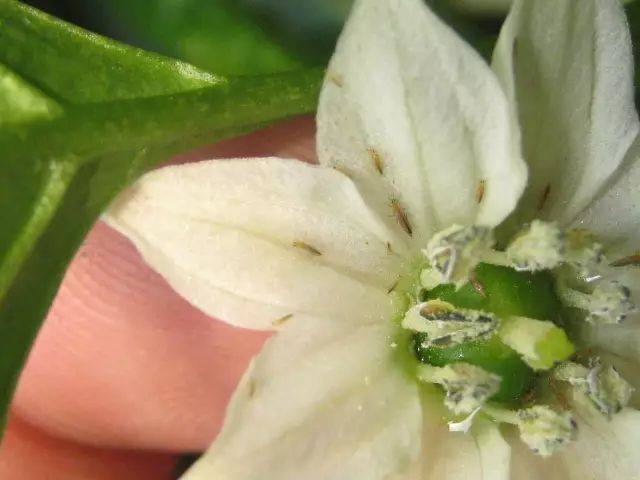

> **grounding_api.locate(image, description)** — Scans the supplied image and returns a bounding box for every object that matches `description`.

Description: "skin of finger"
[10,116,317,452]
[0,415,177,479]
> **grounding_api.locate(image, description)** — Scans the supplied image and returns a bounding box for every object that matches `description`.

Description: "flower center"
[395,221,636,456]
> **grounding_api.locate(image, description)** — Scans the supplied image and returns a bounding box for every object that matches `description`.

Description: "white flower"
[106,0,640,478]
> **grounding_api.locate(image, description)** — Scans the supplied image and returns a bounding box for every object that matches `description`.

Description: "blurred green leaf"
[69,0,307,74]
[0,0,321,435]
[626,2,640,88]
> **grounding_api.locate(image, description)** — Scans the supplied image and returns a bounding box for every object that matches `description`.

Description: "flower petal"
[416,396,510,480]
[473,419,510,480]
[507,430,568,480]
[317,0,526,244]
[584,318,640,363]
[492,0,639,229]
[573,135,640,245]
[560,408,640,480]
[181,317,422,480]
[107,158,403,330]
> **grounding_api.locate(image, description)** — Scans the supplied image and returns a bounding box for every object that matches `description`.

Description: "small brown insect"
[549,376,571,411]
[521,388,536,406]
[537,184,551,212]
[470,272,487,298]
[475,179,486,204]
[332,165,353,179]
[293,241,322,256]
[367,148,385,175]
[610,254,640,267]
[420,302,451,317]
[272,313,293,327]
[387,279,400,294]
[390,198,413,237]
[248,379,257,398]
[386,242,394,255]
[572,347,594,362]
[328,72,344,87]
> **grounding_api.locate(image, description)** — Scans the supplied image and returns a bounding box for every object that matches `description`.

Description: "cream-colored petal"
[182,317,422,480]
[573,135,640,246]
[413,395,511,480]
[317,0,526,247]
[506,429,569,480]
[473,419,510,480]
[493,0,638,230]
[560,408,640,480]
[107,158,404,330]
[584,317,640,363]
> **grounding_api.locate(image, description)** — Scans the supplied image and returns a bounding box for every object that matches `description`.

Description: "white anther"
[517,405,577,457]
[423,225,494,288]
[506,220,564,272]
[587,280,635,324]
[417,363,501,415]
[556,278,636,325]
[402,300,498,347]
[554,360,634,417]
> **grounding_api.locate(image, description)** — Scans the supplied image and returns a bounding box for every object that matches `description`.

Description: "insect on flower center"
[394,221,636,456]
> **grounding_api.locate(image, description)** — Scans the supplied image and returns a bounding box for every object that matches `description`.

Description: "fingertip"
[0,415,177,480]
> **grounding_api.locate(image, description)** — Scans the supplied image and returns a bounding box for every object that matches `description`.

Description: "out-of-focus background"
[21,0,640,104]
[21,0,512,74]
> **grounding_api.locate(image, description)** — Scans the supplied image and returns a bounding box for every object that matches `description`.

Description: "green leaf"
[0,0,322,434]
[0,0,220,102]
[66,0,307,75]
[626,2,640,108]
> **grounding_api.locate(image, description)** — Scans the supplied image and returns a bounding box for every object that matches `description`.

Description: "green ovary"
[416,263,575,406]
[414,335,534,404]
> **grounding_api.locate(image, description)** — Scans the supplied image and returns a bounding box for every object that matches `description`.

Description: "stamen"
[423,225,494,288]
[556,277,635,324]
[589,282,636,324]
[402,300,498,347]
[516,405,577,457]
[554,360,634,417]
[417,363,501,415]
[506,220,564,272]
[482,403,576,456]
